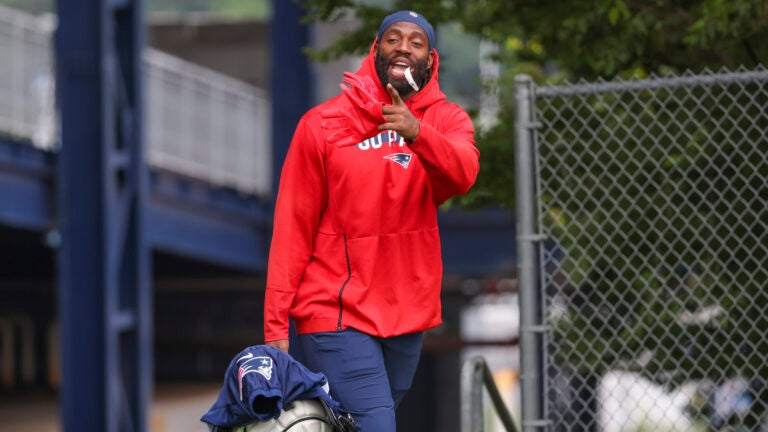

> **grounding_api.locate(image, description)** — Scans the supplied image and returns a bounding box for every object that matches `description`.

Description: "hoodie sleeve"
[264,114,327,342]
[409,103,480,205]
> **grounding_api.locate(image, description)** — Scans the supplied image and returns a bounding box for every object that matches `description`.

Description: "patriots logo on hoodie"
[384,153,412,169]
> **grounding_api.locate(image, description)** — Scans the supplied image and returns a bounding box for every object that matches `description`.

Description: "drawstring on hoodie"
[337,234,352,331]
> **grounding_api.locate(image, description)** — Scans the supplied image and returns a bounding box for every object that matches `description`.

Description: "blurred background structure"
[0,1,516,431]
[4,1,766,432]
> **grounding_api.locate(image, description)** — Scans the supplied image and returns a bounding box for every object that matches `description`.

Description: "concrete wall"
[148,16,270,88]
[147,14,364,106]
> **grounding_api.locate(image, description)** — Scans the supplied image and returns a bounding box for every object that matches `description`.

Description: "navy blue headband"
[377,10,435,51]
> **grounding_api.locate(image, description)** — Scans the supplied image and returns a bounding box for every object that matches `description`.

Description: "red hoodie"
[264,41,479,341]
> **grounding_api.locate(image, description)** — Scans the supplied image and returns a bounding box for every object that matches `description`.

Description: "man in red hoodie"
[264,10,479,431]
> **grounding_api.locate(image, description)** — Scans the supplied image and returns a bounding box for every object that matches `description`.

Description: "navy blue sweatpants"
[297,328,423,432]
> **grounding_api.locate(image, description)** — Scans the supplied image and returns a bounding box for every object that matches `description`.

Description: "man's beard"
[375,51,431,97]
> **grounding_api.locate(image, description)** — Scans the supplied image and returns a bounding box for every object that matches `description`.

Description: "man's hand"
[265,339,289,352]
[379,83,420,141]
[321,72,385,148]
[320,108,364,148]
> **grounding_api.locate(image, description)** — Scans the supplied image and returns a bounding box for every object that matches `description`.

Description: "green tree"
[299,0,768,207]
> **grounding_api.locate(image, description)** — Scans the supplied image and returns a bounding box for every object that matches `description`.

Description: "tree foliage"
[299,0,768,208]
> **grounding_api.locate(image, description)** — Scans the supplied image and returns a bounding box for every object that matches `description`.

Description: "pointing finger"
[387,83,404,105]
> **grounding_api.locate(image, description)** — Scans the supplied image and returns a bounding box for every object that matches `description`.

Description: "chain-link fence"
[515,66,768,431]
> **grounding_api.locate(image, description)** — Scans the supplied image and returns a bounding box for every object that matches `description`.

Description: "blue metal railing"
[0,5,272,197]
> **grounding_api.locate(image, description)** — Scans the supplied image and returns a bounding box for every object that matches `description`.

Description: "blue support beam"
[271,0,312,198]
[56,0,151,430]
[147,171,269,273]
[439,209,517,277]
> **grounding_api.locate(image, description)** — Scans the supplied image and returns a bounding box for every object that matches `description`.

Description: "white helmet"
[243,399,335,432]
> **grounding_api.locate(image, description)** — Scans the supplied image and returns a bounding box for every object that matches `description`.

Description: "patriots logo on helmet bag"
[238,356,274,401]
[384,153,412,169]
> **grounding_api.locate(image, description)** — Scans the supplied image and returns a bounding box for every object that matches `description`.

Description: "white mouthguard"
[404,67,420,91]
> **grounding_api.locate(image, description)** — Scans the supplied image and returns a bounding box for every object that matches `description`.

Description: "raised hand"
[379,83,420,141]
[320,107,364,148]
[320,72,387,148]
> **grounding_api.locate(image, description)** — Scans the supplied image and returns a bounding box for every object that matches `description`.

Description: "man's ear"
[428,51,434,69]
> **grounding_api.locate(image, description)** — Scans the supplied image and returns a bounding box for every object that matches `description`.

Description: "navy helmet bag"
[201,345,357,431]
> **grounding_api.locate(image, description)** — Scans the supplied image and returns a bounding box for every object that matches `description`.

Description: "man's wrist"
[405,122,420,142]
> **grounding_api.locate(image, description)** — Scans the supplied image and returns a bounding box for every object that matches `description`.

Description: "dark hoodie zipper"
[337,234,352,331]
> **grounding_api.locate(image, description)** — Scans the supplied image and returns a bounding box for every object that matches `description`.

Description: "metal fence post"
[514,74,546,431]
[462,356,521,432]
[461,357,485,432]
[57,0,151,430]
